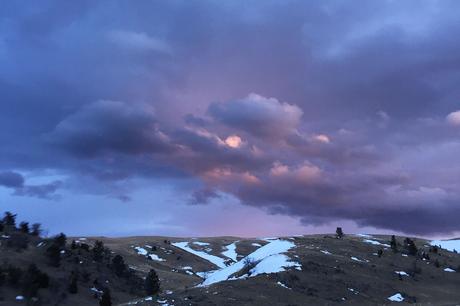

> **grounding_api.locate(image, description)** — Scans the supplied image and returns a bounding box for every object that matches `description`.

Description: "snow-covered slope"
[431,239,460,252]
[222,242,238,261]
[172,242,227,268]
[200,239,299,286]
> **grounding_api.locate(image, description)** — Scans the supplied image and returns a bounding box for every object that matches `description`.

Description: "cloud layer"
[1,1,460,236]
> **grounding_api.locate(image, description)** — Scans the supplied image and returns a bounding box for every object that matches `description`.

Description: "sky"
[1,0,460,238]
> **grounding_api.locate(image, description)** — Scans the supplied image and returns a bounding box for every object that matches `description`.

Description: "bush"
[390,235,398,253]
[112,255,127,277]
[336,227,344,239]
[31,223,42,236]
[93,240,106,262]
[46,243,62,267]
[19,222,29,234]
[145,269,160,295]
[7,232,29,250]
[404,238,418,256]
[45,233,67,267]
[99,288,112,306]
[22,264,49,297]
[3,211,17,227]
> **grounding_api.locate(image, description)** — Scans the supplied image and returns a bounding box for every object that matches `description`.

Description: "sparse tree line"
[335,228,458,276]
[0,211,160,305]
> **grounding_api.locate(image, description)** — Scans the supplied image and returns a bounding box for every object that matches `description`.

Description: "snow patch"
[351,256,367,262]
[222,242,238,261]
[388,293,404,302]
[148,254,166,262]
[395,271,409,276]
[320,250,332,255]
[199,239,299,286]
[431,239,460,252]
[444,268,456,272]
[193,241,210,246]
[134,247,148,256]
[252,243,262,247]
[277,281,291,289]
[363,239,390,248]
[172,242,227,268]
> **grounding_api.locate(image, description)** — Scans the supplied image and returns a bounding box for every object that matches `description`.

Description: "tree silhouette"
[336,227,344,239]
[145,269,160,295]
[99,289,112,306]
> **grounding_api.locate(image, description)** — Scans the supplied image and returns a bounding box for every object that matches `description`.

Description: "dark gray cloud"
[0,171,25,188]
[46,100,173,158]
[0,171,61,199]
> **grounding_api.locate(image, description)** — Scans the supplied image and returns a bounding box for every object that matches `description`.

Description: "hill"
[1,213,460,305]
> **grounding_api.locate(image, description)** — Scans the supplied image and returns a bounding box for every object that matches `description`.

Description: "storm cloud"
[2,0,460,236]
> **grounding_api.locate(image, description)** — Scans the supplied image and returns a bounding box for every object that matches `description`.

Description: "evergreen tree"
[46,233,67,266]
[0,221,4,232]
[3,211,16,227]
[19,221,29,234]
[93,240,105,262]
[99,289,112,306]
[390,235,398,253]
[54,233,67,248]
[31,223,42,236]
[22,264,49,298]
[71,240,77,250]
[145,269,160,295]
[46,243,61,267]
[336,227,344,239]
[112,255,127,277]
[406,238,418,256]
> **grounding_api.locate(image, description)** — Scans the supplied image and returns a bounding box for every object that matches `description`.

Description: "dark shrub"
[145,269,160,295]
[336,227,344,239]
[99,288,112,306]
[112,255,127,277]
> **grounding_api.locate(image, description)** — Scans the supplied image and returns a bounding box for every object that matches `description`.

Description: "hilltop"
[1,213,460,305]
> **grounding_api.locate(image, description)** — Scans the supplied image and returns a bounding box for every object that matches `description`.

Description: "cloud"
[189,187,221,205]
[0,171,25,188]
[47,100,173,158]
[446,110,460,126]
[108,30,171,54]
[224,135,243,148]
[2,1,460,236]
[0,171,61,199]
[207,93,303,139]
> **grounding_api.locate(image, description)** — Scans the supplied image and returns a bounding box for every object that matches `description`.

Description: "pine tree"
[336,227,344,239]
[93,240,105,262]
[31,223,42,236]
[99,289,112,306]
[3,211,16,227]
[19,221,29,234]
[406,238,418,256]
[145,269,160,295]
[112,255,127,277]
[390,235,398,253]
[46,233,67,266]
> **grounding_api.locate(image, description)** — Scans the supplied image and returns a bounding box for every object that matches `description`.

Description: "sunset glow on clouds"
[1,1,460,237]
